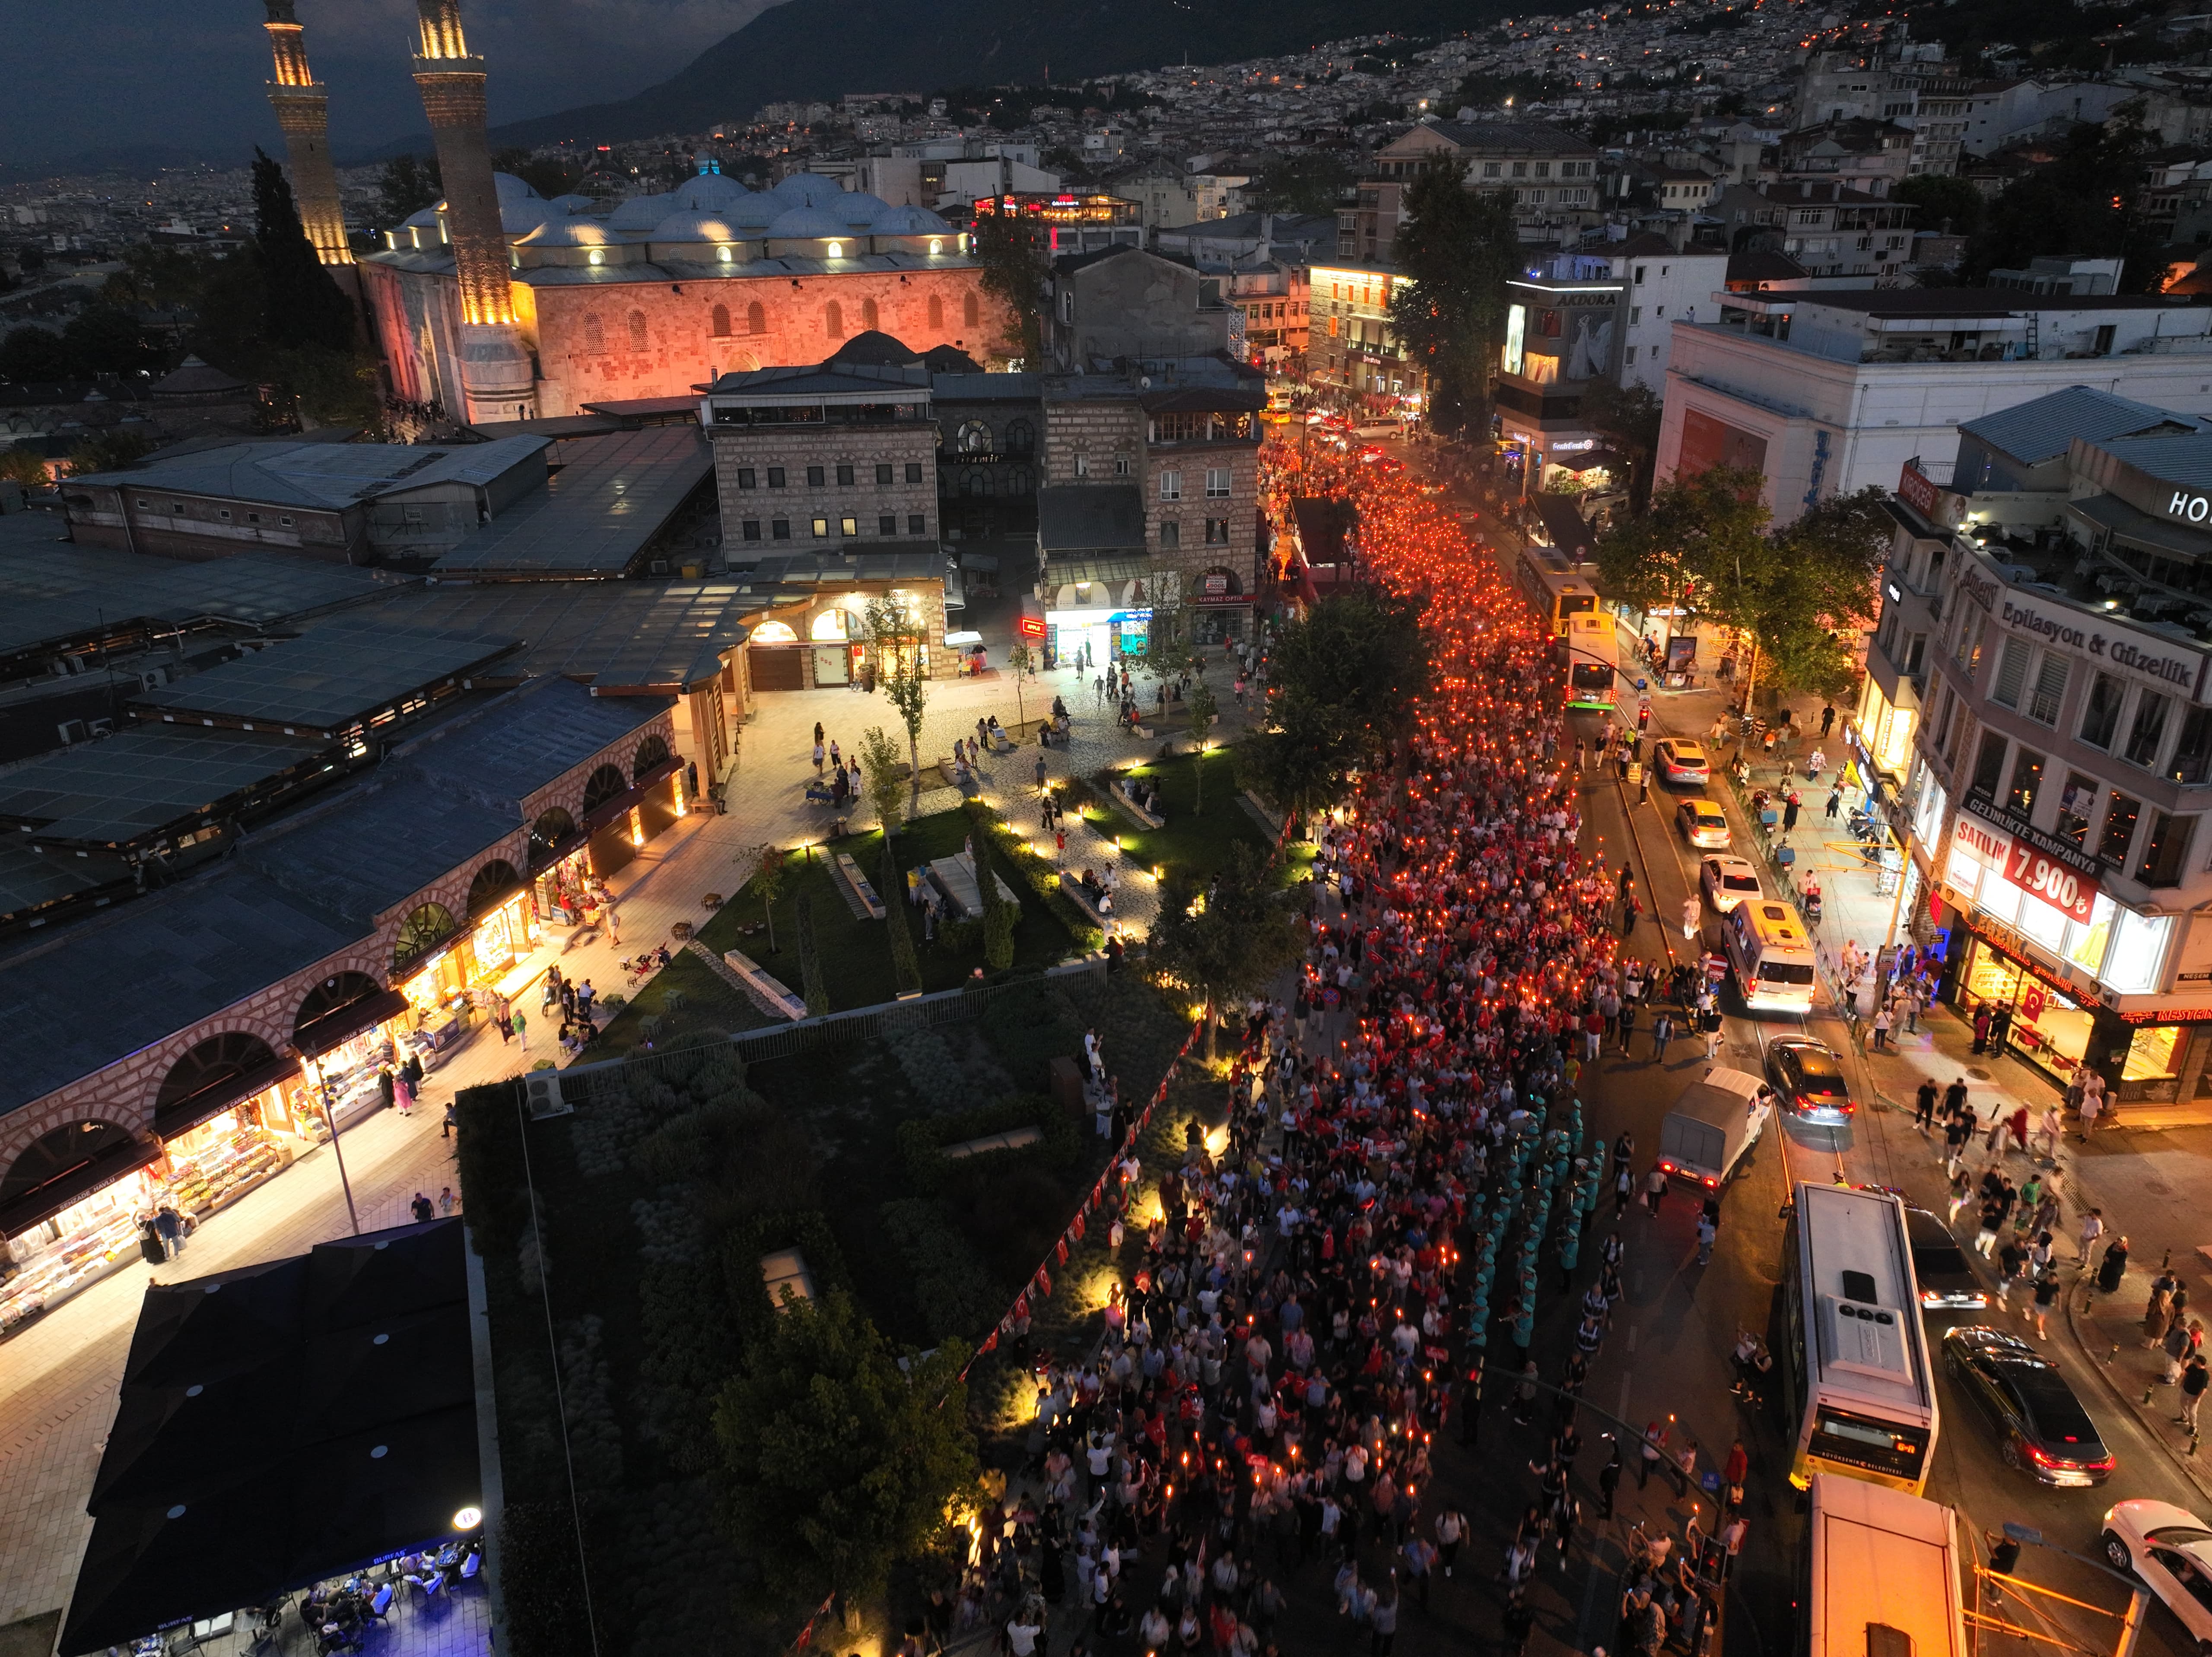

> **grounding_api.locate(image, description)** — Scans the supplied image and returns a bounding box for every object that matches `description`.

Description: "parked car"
[1944,1326,2113,1484]
[1904,1206,1986,1312]
[1653,740,1710,786]
[2103,1500,2212,1642]
[1678,800,1731,849]
[1763,1035,1854,1122]
[1700,855,1763,912]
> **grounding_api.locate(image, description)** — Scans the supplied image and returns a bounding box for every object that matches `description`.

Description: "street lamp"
[292,1044,360,1236]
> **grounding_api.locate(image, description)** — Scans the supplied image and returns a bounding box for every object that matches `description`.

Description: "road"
[1356,435,2201,1657]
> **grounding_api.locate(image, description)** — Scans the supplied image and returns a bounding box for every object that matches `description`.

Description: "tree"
[0,448,50,488]
[1238,590,1428,822]
[1185,677,1219,817]
[375,154,443,230]
[745,842,787,953]
[64,428,158,476]
[0,325,72,382]
[1007,642,1035,729]
[971,209,1051,365]
[1148,841,1303,1060]
[1964,110,2163,291]
[795,892,829,1016]
[712,1288,977,1609]
[864,594,931,814]
[1578,378,1663,514]
[269,345,380,431]
[1893,173,1985,240]
[884,835,922,995]
[1387,156,1522,435]
[856,726,907,838]
[1243,153,1357,216]
[1762,485,1892,697]
[101,244,212,312]
[253,149,355,355]
[61,309,162,377]
[978,834,1016,971]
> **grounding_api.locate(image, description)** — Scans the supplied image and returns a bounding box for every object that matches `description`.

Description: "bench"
[721,948,808,1021]
[988,731,1019,754]
[941,1124,1045,1161]
[834,852,887,920]
[1059,872,1115,925]
[1106,779,1165,831]
[934,758,982,796]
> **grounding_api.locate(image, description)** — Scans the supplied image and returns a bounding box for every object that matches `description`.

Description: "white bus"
[1516,548,1600,636]
[1564,611,1618,712]
[1777,1183,1939,1496]
[1721,899,1817,1015]
[1801,1476,1967,1657]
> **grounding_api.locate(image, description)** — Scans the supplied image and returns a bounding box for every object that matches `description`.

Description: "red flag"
[979,1329,999,1354]
[1036,1266,1053,1297]
[1055,1237,1069,1265]
[1071,1213,1087,1241]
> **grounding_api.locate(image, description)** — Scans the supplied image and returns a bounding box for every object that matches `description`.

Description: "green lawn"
[1079,747,1274,882]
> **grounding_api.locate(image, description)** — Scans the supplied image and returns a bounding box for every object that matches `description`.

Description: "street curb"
[2064,1279,2212,1507]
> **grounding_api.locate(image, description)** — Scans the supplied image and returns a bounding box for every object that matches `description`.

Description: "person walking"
[2181,1354,2210,1431]
[1596,1441,1622,1518]
[1696,1211,1718,1266]
[410,1191,435,1223]
[1644,1164,1667,1217]
[1637,1421,1666,1489]
[1871,1002,1893,1051]
[2079,1079,2104,1138]
[1913,1078,1939,1133]
[1681,895,1700,942]
[2029,1264,2061,1340]
[512,1007,528,1050]
[2077,1206,2107,1265]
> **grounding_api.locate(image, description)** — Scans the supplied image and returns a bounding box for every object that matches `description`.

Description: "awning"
[294,987,413,1060]
[2066,492,2212,560]
[0,1132,162,1238]
[153,1054,303,1143]
[1041,554,1150,587]
[579,754,681,838]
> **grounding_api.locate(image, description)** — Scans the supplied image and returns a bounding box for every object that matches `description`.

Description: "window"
[628,310,648,351]
[2055,773,2098,845]
[1905,632,1928,676]
[861,298,878,331]
[879,514,897,536]
[1625,346,1638,365]
[963,291,979,327]
[1205,518,1231,545]
[928,294,944,330]
[2079,671,2126,749]
[747,302,766,334]
[908,514,926,535]
[807,465,826,487]
[1483,162,1503,178]
[2098,791,2142,866]
[1160,519,1181,548]
[1634,266,1646,286]
[1628,306,1641,325]
[1967,729,2008,800]
[1963,611,1988,679]
[736,467,757,489]
[2171,704,2212,784]
[219,508,231,520]
[1115,456,1130,476]
[1205,467,1230,498]
[584,313,605,353]
[836,463,855,486]
[2126,689,2171,769]
[1533,161,1551,178]
[839,516,858,537]
[1074,454,1090,479]
[811,517,830,538]
[2005,747,2044,819]
[1990,638,2028,708]
[2139,811,2196,887]
[1525,189,1548,205]
[1159,470,1182,501]
[1511,162,1528,178]
[2025,654,2069,725]
[876,463,894,485]
[826,301,844,338]
[741,519,761,541]
[772,517,790,540]
[712,304,731,337]
[767,466,787,488]
[906,462,924,483]
[2104,907,2171,992]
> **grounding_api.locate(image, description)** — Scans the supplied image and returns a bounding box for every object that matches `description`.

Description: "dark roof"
[1726,248,1809,285]
[62,1220,479,1657]
[1139,385,1265,413]
[363,580,756,689]
[1960,385,2200,466]
[134,618,522,736]
[931,371,1042,403]
[1612,231,1680,258]
[0,836,132,930]
[1425,119,1596,155]
[1289,498,1351,565]
[0,728,329,845]
[919,343,985,375]
[148,356,250,400]
[1796,288,2200,317]
[65,437,550,511]
[1532,496,1597,559]
[1037,485,1146,553]
[725,547,947,585]
[705,358,929,395]
[827,329,922,366]
[432,425,714,576]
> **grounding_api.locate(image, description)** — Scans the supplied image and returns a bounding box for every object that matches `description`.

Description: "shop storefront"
[1044,606,1150,673]
[1950,920,2194,1101]
[1189,568,1251,646]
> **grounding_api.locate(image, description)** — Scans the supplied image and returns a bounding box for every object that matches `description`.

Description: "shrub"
[453,1079,529,1259]
[556,1314,623,1488]
[725,1208,851,1336]
[880,1197,1006,1341]
[498,1499,608,1657]
[893,1026,966,1108]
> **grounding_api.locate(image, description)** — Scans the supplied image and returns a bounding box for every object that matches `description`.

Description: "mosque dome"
[671,173,750,213]
[549,193,595,213]
[721,193,782,230]
[607,192,674,232]
[874,203,954,236]
[492,171,546,203]
[766,204,854,239]
[403,205,444,230]
[515,218,616,248]
[770,173,849,209]
[500,203,558,235]
[651,211,742,244]
[832,190,891,226]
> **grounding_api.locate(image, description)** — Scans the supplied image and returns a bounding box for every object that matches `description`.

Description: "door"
[813,645,850,686]
[748,645,805,691]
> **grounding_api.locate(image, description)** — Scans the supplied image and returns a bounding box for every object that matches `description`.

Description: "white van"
[1721,898,1817,1014]
[1658,1067,1772,1190]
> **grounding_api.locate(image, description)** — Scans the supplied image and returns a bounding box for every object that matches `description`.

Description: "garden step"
[1058,872,1114,927]
[1240,787,1287,838]
[689,939,806,1021]
[1104,780,1165,830]
[833,852,886,920]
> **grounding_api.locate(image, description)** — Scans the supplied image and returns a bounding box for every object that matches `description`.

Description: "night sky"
[0,0,785,169]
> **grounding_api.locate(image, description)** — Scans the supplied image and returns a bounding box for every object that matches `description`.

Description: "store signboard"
[1954,797,2101,923]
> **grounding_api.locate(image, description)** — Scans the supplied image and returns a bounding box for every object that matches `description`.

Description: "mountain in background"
[3,146,235,181]
[451,0,1506,154]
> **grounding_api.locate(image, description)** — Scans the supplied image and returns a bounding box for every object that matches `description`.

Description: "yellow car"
[1676,798,1731,849]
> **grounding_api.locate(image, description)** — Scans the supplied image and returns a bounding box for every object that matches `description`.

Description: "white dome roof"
[403,205,443,229]
[515,218,615,247]
[607,192,673,232]
[493,171,545,203]
[550,193,594,212]
[771,173,847,209]
[766,204,853,239]
[834,190,890,226]
[721,193,782,230]
[671,173,750,212]
[875,203,953,235]
[500,204,556,235]
[651,210,741,243]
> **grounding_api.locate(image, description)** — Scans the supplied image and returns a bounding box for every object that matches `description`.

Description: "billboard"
[1502,304,1525,376]
[1677,408,1768,476]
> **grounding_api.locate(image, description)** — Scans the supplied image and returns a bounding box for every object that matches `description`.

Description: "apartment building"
[1336,119,1602,260]
[1307,260,1420,404]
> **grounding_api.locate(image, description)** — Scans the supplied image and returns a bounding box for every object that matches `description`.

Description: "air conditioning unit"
[55,718,87,745]
[523,1072,571,1119]
[88,717,112,736]
[137,666,171,692]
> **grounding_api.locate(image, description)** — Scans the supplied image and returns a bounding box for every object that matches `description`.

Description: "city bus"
[1720,900,1818,1015]
[1516,547,1600,636]
[1802,1476,1967,1657]
[1564,611,1618,712]
[1776,1182,1939,1497]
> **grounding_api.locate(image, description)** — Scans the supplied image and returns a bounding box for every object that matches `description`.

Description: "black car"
[1764,1037,1855,1124]
[1906,1206,1987,1312]
[1943,1325,2114,1485]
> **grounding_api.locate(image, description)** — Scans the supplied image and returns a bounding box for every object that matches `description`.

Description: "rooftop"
[63,437,550,511]
[1959,384,2200,467]
[430,426,714,577]
[362,580,758,692]
[0,727,328,848]
[1038,485,1146,553]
